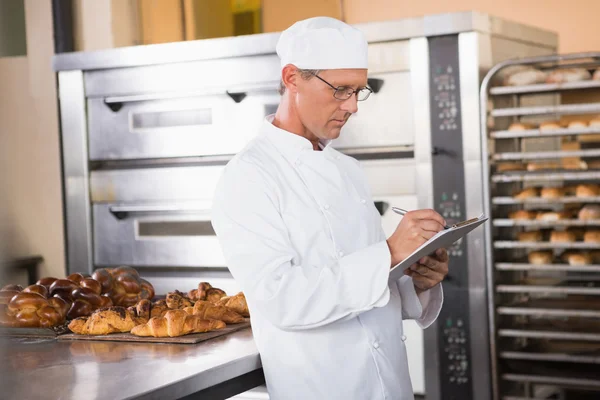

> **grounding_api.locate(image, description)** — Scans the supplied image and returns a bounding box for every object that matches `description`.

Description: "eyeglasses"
[310,73,373,101]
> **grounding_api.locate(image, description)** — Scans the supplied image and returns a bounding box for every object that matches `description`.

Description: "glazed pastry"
[130,309,225,338]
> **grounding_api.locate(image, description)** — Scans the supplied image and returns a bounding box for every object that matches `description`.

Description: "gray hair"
[279,69,321,95]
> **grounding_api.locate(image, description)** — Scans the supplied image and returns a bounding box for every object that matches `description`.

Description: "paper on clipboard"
[388,214,488,282]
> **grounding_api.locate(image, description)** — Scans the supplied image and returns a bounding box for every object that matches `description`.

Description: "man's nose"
[340,94,359,114]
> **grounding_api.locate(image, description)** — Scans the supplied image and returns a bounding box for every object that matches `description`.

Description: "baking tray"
[0,323,69,338]
[57,319,250,344]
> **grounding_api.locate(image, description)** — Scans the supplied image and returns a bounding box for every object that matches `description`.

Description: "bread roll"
[589,118,600,127]
[588,160,600,170]
[528,251,553,265]
[518,231,543,242]
[508,122,534,131]
[536,211,572,221]
[567,120,588,129]
[540,121,563,131]
[576,184,600,197]
[540,187,564,199]
[509,210,537,220]
[504,68,547,86]
[579,205,600,220]
[584,230,600,243]
[592,68,600,81]
[527,161,562,171]
[514,187,539,199]
[545,68,592,83]
[550,231,577,243]
[561,251,592,266]
[497,162,526,172]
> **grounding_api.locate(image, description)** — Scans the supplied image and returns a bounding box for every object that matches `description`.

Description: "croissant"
[68,307,142,335]
[215,292,250,317]
[130,309,225,337]
[150,300,170,318]
[191,301,244,324]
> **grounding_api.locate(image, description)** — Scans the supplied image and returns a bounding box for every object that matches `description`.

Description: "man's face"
[294,69,368,141]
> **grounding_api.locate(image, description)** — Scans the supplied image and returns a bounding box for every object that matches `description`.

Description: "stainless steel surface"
[501,374,600,388]
[335,71,415,149]
[496,263,600,273]
[500,351,600,364]
[491,170,600,182]
[88,90,278,160]
[492,196,600,205]
[493,148,600,160]
[94,203,225,268]
[496,285,600,296]
[58,71,93,274]
[492,219,600,227]
[0,328,261,400]
[491,102,600,117]
[493,241,600,250]
[498,330,600,341]
[496,307,600,318]
[491,126,600,139]
[53,11,557,72]
[460,32,493,400]
[490,79,600,95]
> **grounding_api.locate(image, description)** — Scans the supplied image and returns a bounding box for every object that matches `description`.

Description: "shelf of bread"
[493,148,600,161]
[494,242,599,250]
[495,263,600,272]
[491,103,600,118]
[493,219,600,227]
[491,79,600,96]
[496,285,600,296]
[500,350,600,364]
[492,170,600,183]
[502,373,600,389]
[497,305,600,318]
[492,126,600,139]
[493,197,600,205]
[498,329,600,342]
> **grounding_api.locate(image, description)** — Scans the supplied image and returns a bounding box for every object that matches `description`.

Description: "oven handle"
[108,204,211,220]
[103,81,280,108]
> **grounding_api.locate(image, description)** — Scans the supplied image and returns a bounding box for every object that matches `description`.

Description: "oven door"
[93,202,225,268]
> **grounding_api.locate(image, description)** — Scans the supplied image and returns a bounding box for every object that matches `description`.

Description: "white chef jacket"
[211,116,443,400]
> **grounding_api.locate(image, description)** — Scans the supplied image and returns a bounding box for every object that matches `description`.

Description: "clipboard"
[388,214,489,282]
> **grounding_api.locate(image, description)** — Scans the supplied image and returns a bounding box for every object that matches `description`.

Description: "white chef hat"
[276,17,368,70]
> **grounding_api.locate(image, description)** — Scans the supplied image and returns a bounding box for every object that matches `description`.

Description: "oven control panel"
[428,34,473,399]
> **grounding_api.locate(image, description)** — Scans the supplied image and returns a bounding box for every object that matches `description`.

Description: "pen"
[391,207,451,230]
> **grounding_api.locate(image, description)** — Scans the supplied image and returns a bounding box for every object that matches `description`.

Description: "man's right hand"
[386,209,446,267]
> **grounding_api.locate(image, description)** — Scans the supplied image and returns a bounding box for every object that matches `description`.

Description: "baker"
[212,16,448,400]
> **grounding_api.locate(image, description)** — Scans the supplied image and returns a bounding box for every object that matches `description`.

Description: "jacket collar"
[261,115,332,163]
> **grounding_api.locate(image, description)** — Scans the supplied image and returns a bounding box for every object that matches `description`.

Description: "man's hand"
[404,248,449,293]
[386,209,446,267]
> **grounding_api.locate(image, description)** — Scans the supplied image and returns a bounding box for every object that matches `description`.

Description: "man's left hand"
[404,248,449,294]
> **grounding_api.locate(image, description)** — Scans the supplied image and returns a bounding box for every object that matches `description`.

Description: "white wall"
[0,0,65,285]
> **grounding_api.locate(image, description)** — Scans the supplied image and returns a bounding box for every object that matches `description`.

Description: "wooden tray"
[57,319,251,344]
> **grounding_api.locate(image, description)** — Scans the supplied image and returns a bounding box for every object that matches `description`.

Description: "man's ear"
[281,64,299,94]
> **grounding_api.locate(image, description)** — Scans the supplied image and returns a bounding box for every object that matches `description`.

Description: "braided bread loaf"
[185,300,244,324]
[68,306,142,335]
[0,292,69,328]
[130,309,225,337]
[92,267,155,307]
[188,282,226,303]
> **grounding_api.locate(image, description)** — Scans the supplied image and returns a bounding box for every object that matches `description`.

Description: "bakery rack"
[480,52,600,400]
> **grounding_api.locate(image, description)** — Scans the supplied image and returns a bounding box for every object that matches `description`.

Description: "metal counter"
[0,328,263,400]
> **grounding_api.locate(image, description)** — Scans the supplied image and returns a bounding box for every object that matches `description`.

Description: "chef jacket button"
[323,204,330,210]
[361,199,366,204]
[336,155,341,160]
[373,341,380,349]
[401,335,407,342]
